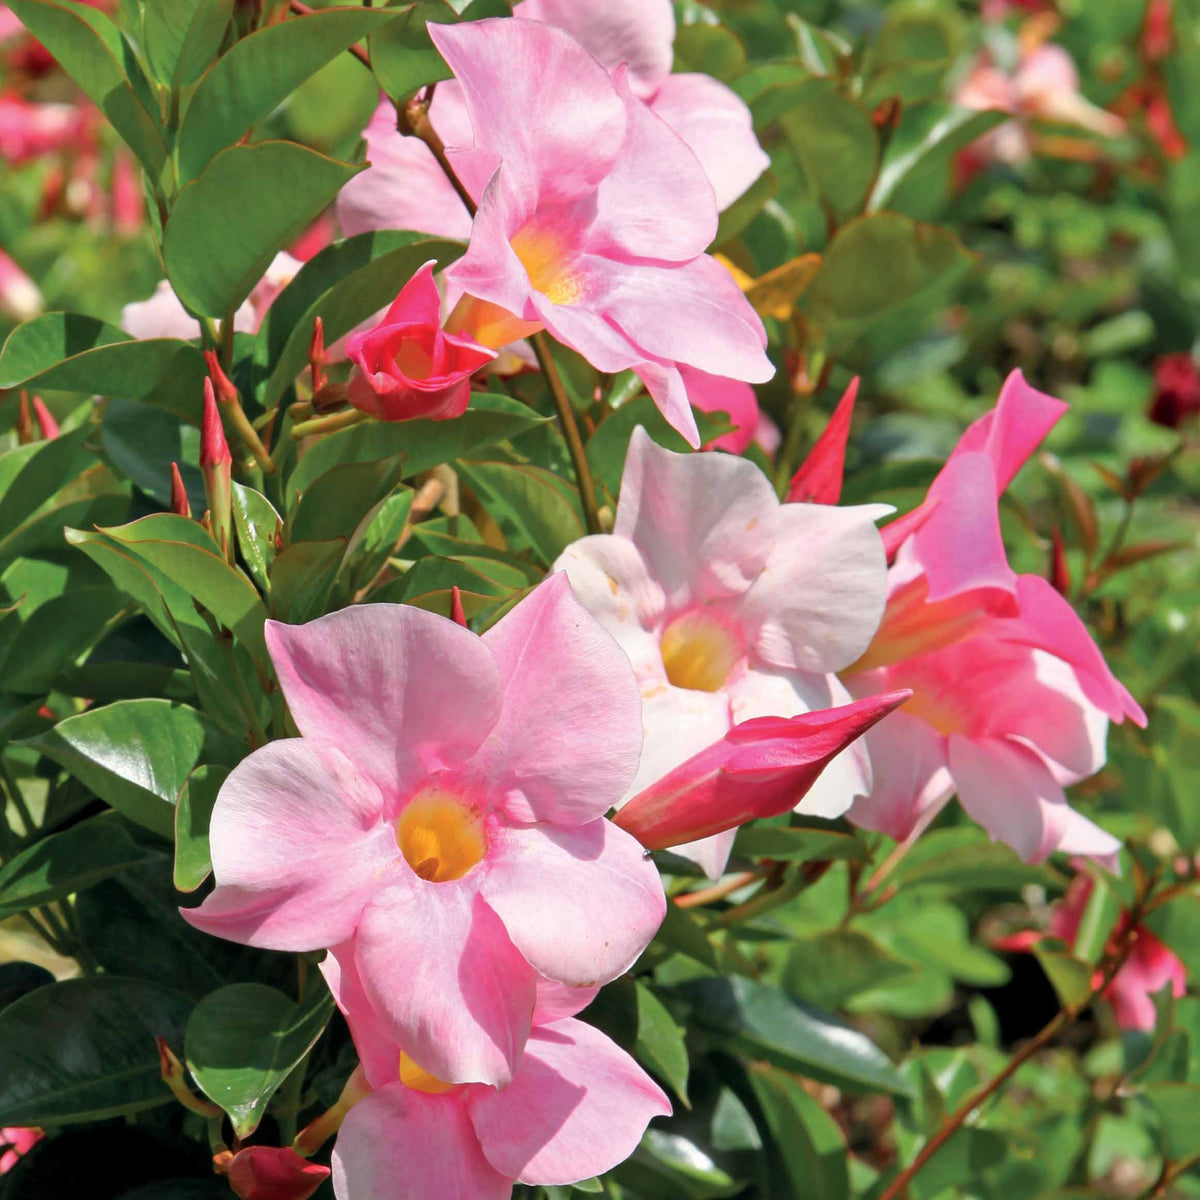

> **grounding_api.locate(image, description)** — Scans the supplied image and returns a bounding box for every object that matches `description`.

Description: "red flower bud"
[449,585,468,627]
[29,396,58,440]
[1149,353,1200,428]
[786,379,857,505]
[170,461,191,518]
[203,349,239,407]
[223,1146,330,1200]
[201,379,232,469]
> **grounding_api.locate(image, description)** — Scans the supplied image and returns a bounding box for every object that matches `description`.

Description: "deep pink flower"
[555,427,890,876]
[323,955,669,1199]
[338,0,766,242]
[183,575,664,1087]
[0,1127,40,1175]
[1149,352,1200,428]
[844,372,1145,864]
[0,92,90,164]
[346,261,495,421]
[786,380,857,504]
[225,1146,330,1200]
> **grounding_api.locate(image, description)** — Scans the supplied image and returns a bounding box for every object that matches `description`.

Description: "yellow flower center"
[396,789,486,882]
[509,222,583,307]
[398,1052,458,1095]
[659,610,743,693]
[902,685,967,736]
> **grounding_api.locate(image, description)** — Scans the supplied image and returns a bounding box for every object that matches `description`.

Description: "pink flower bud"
[614,691,912,851]
[346,261,495,422]
[200,379,232,469]
[787,378,857,505]
[449,584,467,627]
[1,1127,41,1175]
[30,395,58,440]
[170,461,191,518]
[203,350,239,408]
[200,380,233,560]
[225,1146,330,1200]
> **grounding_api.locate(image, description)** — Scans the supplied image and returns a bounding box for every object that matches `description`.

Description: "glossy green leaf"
[368,0,458,103]
[178,7,404,178]
[185,983,335,1138]
[0,976,193,1125]
[102,399,203,508]
[20,699,242,838]
[254,231,464,412]
[268,538,346,624]
[164,142,362,319]
[291,458,401,545]
[231,483,281,594]
[784,931,912,1010]
[173,764,229,893]
[1032,937,1095,1010]
[0,812,162,920]
[287,393,549,496]
[0,426,102,544]
[0,315,207,420]
[889,827,1060,891]
[142,0,232,90]
[732,821,868,865]
[677,977,912,1097]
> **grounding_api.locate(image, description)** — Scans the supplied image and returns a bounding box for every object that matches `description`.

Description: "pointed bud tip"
[203,348,238,406]
[201,379,232,468]
[786,378,858,505]
[30,396,59,439]
[449,586,468,627]
[169,461,191,518]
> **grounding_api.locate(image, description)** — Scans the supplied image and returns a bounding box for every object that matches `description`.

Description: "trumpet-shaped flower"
[844,371,1146,864]
[345,261,495,421]
[183,575,664,1088]
[323,954,669,1200]
[555,427,890,877]
[338,0,766,243]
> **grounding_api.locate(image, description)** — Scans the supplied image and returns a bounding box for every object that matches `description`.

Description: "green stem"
[290,408,369,440]
[1,758,36,838]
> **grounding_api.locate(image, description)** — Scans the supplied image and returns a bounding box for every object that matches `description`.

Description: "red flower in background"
[1149,353,1200,428]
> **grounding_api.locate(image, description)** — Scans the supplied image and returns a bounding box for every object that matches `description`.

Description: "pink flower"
[432,19,772,448]
[554,427,890,877]
[120,252,301,340]
[225,1146,330,1200]
[0,1127,40,1174]
[0,92,91,164]
[684,367,769,455]
[338,0,765,243]
[183,575,664,1087]
[346,261,495,421]
[322,954,670,1200]
[957,44,1124,166]
[844,372,1145,864]
[0,249,39,322]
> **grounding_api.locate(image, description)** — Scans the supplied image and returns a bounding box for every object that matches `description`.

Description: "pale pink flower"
[323,954,669,1200]
[684,367,771,455]
[0,1127,40,1174]
[958,43,1125,165]
[554,427,890,877]
[845,371,1145,864]
[429,18,772,447]
[183,575,664,1088]
[0,249,39,322]
[0,92,91,164]
[346,261,495,421]
[120,252,301,340]
[338,0,765,244]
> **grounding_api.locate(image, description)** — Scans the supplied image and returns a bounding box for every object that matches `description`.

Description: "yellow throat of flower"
[396,789,486,883]
[399,1052,458,1095]
[659,610,743,693]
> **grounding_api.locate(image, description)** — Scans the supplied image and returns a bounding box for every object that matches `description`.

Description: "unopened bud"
[157,1037,221,1118]
[200,380,234,562]
[219,1145,330,1200]
[203,349,239,407]
[1049,526,1071,596]
[30,396,58,440]
[309,316,326,393]
[449,586,467,628]
[170,461,191,519]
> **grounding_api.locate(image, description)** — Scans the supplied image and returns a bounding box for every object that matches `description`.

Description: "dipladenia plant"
[0,1,1196,1199]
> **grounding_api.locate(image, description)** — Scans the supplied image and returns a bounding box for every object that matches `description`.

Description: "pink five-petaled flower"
[182,575,664,1088]
[345,261,495,421]
[224,1145,330,1200]
[843,371,1146,865]
[323,955,670,1200]
[554,427,891,878]
[338,0,766,243]
[427,18,772,448]
[0,1127,40,1175]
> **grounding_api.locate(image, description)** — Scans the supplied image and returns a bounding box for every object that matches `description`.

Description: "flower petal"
[333,1086,511,1200]
[355,880,536,1086]
[319,943,399,1093]
[648,72,768,211]
[481,819,664,987]
[469,1017,670,1185]
[470,575,643,826]
[182,740,396,951]
[613,426,779,608]
[740,500,891,674]
[265,604,502,801]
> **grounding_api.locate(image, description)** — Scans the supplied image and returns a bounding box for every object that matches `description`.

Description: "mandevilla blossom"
[844,371,1146,864]
[555,427,891,877]
[223,1146,330,1200]
[323,955,669,1200]
[0,92,90,164]
[183,575,664,1087]
[338,0,766,243]
[432,18,773,447]
[0,1127,40,1175]
[345,261,495,421]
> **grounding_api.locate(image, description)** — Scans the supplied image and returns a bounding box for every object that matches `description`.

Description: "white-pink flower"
[183,576,665,1088]
[555,428,890,877]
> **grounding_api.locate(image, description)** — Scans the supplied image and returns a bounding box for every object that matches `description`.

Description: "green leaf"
[231,483,281,593]
[455,458,584,566]
[185,982,335,1138]
[254,231,464,412]
[142,0,232,90]
[1152,695,1200,853]
[6,1,167,179]
[732,821,868,865]
[746,1067,849,1200]
[0,425,103,544]
[889,827,1061,891]
[177,7,404,179]
[174,764,229,893]
[1139,1082,1200,1159]
[268,538,346,624]
[368,0,458,103]
[0,812,162,920]
[784,931,912,1010]
[0,315,208,420]
[633,982,690,1104]
[678,977,912,1097]
[613,1130,741,1200]
[164,142,362,319]
[102,399,203,507]
[0,976,193,1125]
[20,699,243,838]
[291,458,401,544]
[799,212,974,356]
[1032,938,1096,1010]
[287,392,549,496]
